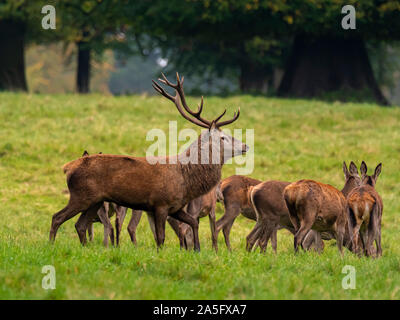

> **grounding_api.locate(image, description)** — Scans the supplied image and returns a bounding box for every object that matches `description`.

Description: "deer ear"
[360,161,368,178]
[373,163,382,181]
[343,161,350,179]
[82,150,89,157]
[349,161,359,176]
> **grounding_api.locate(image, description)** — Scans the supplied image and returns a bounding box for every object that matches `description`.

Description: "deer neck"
[177,135,222,200]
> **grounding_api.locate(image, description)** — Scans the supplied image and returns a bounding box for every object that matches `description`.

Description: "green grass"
[0,92,399,299]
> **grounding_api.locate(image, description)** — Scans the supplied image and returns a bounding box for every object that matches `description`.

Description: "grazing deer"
[247,181,324,253]
[283,161,361,255]
[347,161,383,257]
[49,73,247,251]
[215,175,262,251]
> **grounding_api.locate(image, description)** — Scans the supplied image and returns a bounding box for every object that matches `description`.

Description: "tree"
[0,1,47,91]
[56,0,128,93]
[130,0,400,104]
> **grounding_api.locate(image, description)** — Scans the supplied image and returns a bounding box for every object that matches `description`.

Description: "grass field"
[0,92,399,299]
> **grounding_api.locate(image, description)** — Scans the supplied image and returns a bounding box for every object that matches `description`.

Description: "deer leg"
[302,230,324,253]
[115,206,128,246]
[216,204,240,250]
[87,222,94,242]
[366,216,378,258]
[146,212,158,243]
[351,223,362,255]
[208,207,218,252]
[258,220,279,254]
[166,217,186,249]
[270,228,278,253]
[97,204,114,247]
[376,220,382,257]
[172,209,200,252]
[126,210,143,245]
[154,207,169,249]
[180,223,193,250]
[75,203,102,245]
[246,222,262,252]
[50,198,93,242]
[335,218,346,257]
[222,219,236,251]
[294,219,314,253]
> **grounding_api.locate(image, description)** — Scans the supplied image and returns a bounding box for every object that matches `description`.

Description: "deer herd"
[49,73,384,258]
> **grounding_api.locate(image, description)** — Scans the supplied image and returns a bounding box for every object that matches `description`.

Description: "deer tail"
[249,186,261,222]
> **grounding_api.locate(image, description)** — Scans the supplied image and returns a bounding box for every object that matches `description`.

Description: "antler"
[152,72,240,129]
[215,107,240,128]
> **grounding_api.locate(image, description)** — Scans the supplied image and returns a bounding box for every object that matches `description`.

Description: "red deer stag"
[347,161,383,257]
[283,161,361,255]
[49,73,247,251]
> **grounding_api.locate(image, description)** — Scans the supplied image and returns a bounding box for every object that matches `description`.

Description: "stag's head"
[152,73,248,165]
[360,161,382,187]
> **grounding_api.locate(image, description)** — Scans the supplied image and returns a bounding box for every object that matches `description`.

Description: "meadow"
[0,92,399,299]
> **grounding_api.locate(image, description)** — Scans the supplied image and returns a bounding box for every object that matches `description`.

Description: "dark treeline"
[1,0,400,104]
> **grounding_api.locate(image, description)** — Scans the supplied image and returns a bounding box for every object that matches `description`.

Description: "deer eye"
[221,136,225,141]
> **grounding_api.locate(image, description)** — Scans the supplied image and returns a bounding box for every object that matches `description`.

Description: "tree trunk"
[277,35,389,106]
[239,61,271,94]
[76,41,91,93]
[0,20,27,91]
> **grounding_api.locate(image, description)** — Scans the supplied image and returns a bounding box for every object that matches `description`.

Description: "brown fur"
[347,162,383,257]
[77,151,129,247]
[283,161,361,255]
[248,180,324,253]
[50,74,246,252]
[215,175,262,251]
[174,184,221,251]
[124,185,221,251]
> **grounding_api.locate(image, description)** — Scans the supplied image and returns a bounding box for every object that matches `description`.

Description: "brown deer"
[215,175,262,251]
[49,73,247,251]
[347,161,383,257]
[175,183,222,251]
[247,181,324,253]
[283,161,361,255]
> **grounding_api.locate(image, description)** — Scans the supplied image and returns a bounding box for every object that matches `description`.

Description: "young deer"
[347,162,383,257]
[50,73,247,251]
[175,183,222,251]
[284,161,361,255]
[215,175,262,251]
[247,181,323,253]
